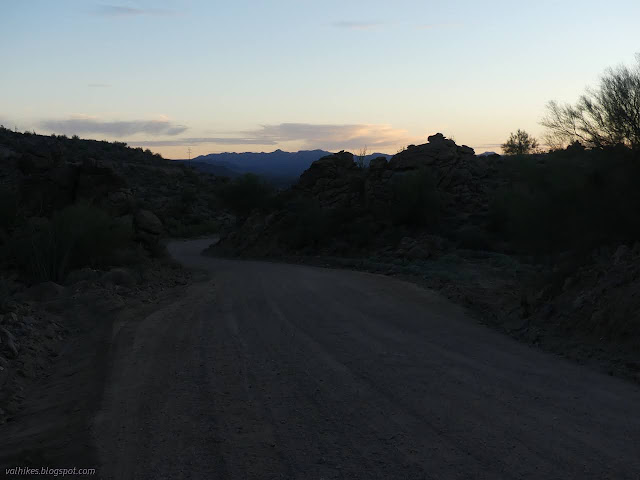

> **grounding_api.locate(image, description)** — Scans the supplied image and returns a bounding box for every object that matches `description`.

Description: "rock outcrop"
[383,133,495,226]
[297,151,363,210]
[134,209,163,246]
[214,134,504,257]
[291,134,496,223]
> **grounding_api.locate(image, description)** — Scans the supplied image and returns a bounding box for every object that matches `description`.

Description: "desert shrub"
[11,204,133,283]
[390,169,440,227]
[502,129,539,155]
[0,188,20,232]
[0,276,9,310]
[217,173,274,219]
[327,207,375,249]
[489,148,640,256]
[180,187,198,208]
[282,197,331,249]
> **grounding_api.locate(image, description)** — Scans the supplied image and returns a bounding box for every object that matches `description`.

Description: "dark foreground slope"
[95,238,640,480]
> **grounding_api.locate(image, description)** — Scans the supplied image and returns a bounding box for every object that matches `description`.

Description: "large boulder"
[298,151,357,188]
[383,133,499,228]
[298,151,363,210]
[134,209,163,245]
[368,156,388,171]
[388,133,475,174]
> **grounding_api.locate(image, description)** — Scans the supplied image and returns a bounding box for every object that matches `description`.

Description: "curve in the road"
[95,237,640,480]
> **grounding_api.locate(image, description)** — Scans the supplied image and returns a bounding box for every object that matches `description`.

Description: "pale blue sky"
[1,0,638,157]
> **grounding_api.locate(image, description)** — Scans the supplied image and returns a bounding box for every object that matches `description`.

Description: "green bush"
[488,149,640,255]
[282,197,331,249]
[390,169,441,227]
[0,189,19,233]
[217,173,274,219]
[11,204,133,283]
[180,187,198,209]
[278,197,375,252]
[502,129,540,155]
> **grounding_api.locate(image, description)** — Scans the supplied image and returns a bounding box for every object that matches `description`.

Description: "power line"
[187,147,192,161]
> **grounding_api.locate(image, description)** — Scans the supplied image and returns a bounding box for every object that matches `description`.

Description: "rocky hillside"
[0,129,234,241]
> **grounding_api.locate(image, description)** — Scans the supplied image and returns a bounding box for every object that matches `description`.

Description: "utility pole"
[187,147,192,161]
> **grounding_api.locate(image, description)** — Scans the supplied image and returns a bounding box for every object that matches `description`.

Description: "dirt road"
[95,238,640,479]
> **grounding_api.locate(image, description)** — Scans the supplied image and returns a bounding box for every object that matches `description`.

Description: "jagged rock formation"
[385,133,496,226]
[213,134,505,257]
[298,134,498,225]
[296,151,363,210]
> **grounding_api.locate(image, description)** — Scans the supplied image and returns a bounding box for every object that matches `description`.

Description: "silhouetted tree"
[542,54,640,150]
[356,146,368,169]
[218,173,274,219]
[502,129,539,155]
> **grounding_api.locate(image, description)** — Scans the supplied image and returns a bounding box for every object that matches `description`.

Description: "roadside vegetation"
[10,205,134,283]
[217,173,274,220]
[489,146,640,257]
[389,169,440,228]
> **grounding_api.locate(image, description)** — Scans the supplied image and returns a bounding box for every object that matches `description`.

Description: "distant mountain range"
[175,149,393,184]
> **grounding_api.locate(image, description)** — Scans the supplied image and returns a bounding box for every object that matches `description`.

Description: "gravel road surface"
[95,238,640,479]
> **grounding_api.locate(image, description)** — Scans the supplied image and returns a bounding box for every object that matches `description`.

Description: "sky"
[1,0,639,158]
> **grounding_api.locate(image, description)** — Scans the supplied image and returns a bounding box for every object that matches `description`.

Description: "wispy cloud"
[94,4,177,17]
[332,21,461,31]
[248,123,411,149]
[416,23,463,30]
[332,21,384,31]
[129,137,277,147]
[131,123,413,150]
[40,116,187,137]
[88,83,111,88]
